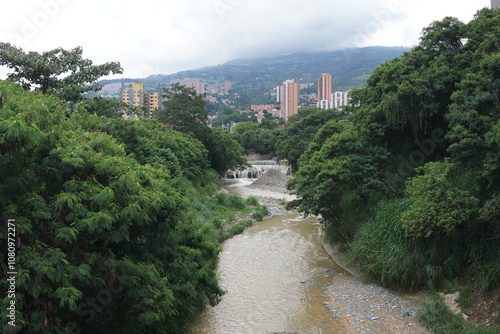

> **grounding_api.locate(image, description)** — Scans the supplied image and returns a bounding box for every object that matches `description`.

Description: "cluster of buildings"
[168,78,233,96]
[169,78,206,95]
[275,74,350,121]
[316,73,350,110]
[119,79,233,119]
[118,73,350,122]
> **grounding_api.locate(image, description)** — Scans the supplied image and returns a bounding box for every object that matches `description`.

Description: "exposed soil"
[464,286,500,328]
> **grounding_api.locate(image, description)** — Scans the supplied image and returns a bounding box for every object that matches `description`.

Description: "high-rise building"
[333,91,350,109]
[122,83,145,108]
[121,83,160,119]
[281,79,299,121]
[224,81,232,94]
[317,74,333,109]
[493,0,500,8]
[144,92,160,118]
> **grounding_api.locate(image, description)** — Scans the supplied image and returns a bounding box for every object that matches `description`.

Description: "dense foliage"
[286,9,500,292]
[157,83,209,137]
[233,121,278,155]
[0,81,233,333]
[156,83,245,175]
[275,107,349,172]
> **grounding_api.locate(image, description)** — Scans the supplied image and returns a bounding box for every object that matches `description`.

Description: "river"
[188,178,430,334]
[189,210,349,334]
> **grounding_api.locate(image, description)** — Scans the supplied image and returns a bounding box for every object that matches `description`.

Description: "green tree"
[204,128,246,174]
[156,83,245,174]
[275,107,344,172]
[234,121,258,134]
[401,161,479,237]
[233,121,277,155]
[157,83,209,137]
[288,119,390,241]
[0,81,223,334]
[89,118,210,180]
[0,43,123,102]
[259,118,278,130]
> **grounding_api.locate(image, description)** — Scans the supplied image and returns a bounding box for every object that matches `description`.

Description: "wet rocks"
[324,274,431,333]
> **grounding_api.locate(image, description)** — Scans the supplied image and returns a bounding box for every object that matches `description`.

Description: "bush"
[349,198,500,292]
[252,205,269,221]
[246,197,260,206]
[225,220,254,238]
[213,193,246,210]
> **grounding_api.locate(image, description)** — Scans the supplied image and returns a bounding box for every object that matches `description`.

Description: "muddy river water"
[189,210,348,334]
[188,179,430,334]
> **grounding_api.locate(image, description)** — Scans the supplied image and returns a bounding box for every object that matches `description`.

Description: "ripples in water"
[188,211,349,334]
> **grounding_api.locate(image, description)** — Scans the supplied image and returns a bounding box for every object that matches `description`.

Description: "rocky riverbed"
[223,169,432,334]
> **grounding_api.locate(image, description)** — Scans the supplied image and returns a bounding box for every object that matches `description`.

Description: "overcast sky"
[0,0,491,79]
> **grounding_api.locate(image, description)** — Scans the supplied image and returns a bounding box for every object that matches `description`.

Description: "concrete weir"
[224,159,290,179]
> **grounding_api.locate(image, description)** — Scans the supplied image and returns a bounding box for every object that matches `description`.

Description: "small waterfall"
[224,159,289,179]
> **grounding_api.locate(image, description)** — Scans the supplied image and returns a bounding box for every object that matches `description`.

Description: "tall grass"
[418,295,467,334]
[225,219,254,238]
[349,199,462,291]
[348,199,424,290]
[191,170,223,195]
[212,193,246,210]
[184,188,268,243]
[348,198,500,293]
[466,221,500,293]
[418,295,500,334]
[252,205,269,221]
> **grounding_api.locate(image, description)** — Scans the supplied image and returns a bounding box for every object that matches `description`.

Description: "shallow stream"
[188,177,430,334]
[188,211,348,334]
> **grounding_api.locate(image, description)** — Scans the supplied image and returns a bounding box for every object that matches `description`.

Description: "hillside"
[100,46,410,103]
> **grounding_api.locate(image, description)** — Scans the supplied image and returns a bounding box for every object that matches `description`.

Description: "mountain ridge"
[99,46,410,103]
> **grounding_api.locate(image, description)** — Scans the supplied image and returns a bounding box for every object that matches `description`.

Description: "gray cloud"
[0,0,490,79]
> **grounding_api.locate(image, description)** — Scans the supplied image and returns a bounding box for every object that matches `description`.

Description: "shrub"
[252,205,269,221]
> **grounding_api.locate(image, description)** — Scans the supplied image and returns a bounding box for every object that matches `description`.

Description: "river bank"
[222,170,432,334]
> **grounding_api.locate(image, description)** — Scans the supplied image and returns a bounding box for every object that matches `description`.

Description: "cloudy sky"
[0,0,491,79]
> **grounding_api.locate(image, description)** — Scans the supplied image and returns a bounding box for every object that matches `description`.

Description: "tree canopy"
[156,82,245,174]
[285,8,500,291]
[0,43,122,102]
[157,83,209,136]
[0,81,227,333]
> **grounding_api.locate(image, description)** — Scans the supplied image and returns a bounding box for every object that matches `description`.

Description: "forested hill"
[102,46,409,98]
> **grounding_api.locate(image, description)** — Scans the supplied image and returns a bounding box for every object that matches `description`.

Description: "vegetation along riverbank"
[281,8,500,333]
[0,7,499,334]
